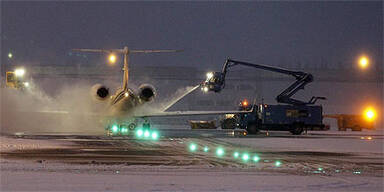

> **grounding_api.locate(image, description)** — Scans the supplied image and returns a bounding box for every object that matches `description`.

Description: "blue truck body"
[262,104,323,126]
[233,103,326,134]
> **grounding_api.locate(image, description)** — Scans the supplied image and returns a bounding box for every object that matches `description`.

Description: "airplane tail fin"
[72,47,182,91]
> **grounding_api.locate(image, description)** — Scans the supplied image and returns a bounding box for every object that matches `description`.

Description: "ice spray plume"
[132,84,200,116]
[0,81,107,134]
[162,84,200,111]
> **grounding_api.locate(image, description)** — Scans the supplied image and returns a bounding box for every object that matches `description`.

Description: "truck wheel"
[247,123,259,134]
[290,123,304,135]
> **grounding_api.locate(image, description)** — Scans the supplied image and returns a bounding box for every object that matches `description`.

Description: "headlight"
[15,68,25,77]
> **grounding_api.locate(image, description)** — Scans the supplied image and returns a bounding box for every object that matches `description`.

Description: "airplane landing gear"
[128,123,137,130]
[143,119,150,130]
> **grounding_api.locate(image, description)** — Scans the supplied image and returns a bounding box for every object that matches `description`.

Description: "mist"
[153,85,200,111]
[0,74,203,135]
[0,81,107,134]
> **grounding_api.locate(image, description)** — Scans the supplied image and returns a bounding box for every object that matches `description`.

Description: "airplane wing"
[33,109,252,118]
[29,110,105,118]
[73,49,182,54]
[72,49,111,53]
[131,50,183,53]
[134,108,253,118]
[36,110,69,114]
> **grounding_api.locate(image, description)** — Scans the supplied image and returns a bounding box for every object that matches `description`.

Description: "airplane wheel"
[128,123,136,130]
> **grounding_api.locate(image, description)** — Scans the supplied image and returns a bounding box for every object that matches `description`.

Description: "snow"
[0,132,383,192]
[220,135,383,153]
[1,163,382,192]
[0,136,71,152]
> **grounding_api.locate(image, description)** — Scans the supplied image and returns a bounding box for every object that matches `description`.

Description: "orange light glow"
[108,54,116,64]
[242,100,248,106]
[363,107,376,122]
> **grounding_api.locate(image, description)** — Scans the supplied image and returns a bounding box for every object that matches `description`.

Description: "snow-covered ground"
[220,131,383,153]
[0,136,71,152]
[0,131,383,192]
[1,163,382,192]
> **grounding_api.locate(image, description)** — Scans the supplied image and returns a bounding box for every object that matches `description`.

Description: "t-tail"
[72,46,181,91]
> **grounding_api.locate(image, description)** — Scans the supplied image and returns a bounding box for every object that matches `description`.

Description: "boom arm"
[202,58,325,105]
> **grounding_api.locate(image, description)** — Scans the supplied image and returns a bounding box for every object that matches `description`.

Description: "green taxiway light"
[216,147,225,157]
[203,146,209,152]
[144,130,150,138]
[318,167,323,171]
[121,127,128,133]
[242,153,250,162]
[112,125,118,133]
[189,143,197,152]
[253,155,260,162]
[151,131,159,140]
[233,152,239,159]
[136,129,143,137]
[275,161,282,167]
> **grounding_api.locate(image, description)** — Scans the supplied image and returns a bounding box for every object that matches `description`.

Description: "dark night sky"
[1,1,383,71]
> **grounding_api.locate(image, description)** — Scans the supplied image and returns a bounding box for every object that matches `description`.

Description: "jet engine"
[138,84,156,102]
[91,84,109,100]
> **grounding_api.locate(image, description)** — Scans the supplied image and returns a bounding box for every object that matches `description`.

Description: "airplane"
[72,46,253,137]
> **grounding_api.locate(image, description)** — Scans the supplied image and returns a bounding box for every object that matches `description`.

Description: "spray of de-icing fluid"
[0,79,200,134]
